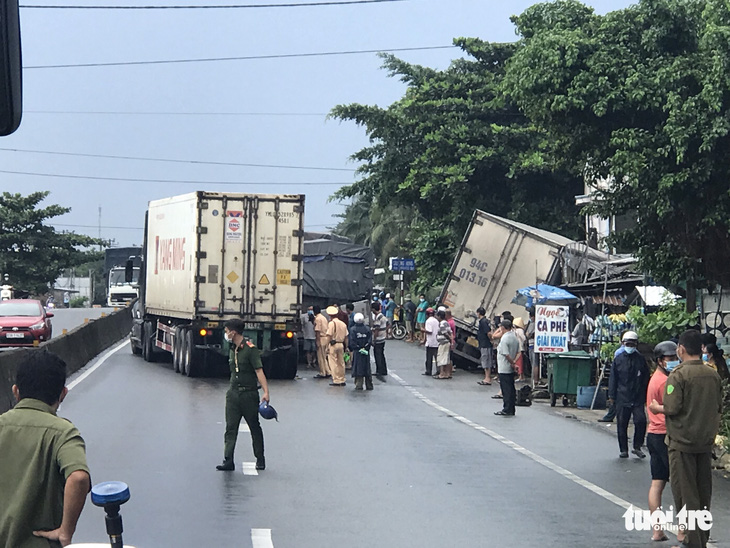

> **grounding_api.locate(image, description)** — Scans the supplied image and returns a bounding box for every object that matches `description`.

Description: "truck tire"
[142,321,157,363]
[131,340,142,356]
[183,329,206,377]
[263,345,298,380]
[173,326,183,373]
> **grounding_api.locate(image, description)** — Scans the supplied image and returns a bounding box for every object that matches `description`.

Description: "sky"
[0,0,634,248]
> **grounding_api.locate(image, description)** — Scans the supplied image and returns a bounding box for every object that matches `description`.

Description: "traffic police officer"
[216,319,270,472]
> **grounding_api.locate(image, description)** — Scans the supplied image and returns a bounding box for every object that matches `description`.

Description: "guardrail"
[0,307,132,414]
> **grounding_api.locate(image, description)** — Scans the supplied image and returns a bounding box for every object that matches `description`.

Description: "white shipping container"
[144,192,304,324]
[442,210,572,330]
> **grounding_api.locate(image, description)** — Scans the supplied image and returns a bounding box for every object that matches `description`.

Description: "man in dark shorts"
[646,341,678,542]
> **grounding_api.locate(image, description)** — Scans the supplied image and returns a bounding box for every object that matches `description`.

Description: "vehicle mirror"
[125,259,134,283]
[0,0,22,136]
[46,312,54,318]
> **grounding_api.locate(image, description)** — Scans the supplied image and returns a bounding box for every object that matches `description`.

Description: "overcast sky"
[1,0,633,247]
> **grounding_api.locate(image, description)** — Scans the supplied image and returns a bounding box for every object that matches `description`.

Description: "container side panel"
[145,193,198,319]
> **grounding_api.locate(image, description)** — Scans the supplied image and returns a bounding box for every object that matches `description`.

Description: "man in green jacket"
[650,329,723,548]
[0,351,91,548]
[216,319,270,472]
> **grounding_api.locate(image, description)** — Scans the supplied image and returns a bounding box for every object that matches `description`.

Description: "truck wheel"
[392,323,407,340]
[142,321,157,363]
[173,327,183,373]
[183,329,204,377]
[131,340,142,356]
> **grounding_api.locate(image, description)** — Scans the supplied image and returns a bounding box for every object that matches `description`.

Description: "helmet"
[653,340,678,359]
[354,312,364,324]
[326,305,339,316]
[386,293,392,299]
[437,305,447,312]
[426,307,435,315]
[622,331,639,342]
[258,401,278,421]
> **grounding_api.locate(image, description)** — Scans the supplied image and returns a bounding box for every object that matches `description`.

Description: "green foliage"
[0,192,106,295]
[625,301,699,348]
[331,40,583,289]
[600,341,621,363]
[721,380,730,453]
[69,296,88,308]
[502,0,730,288]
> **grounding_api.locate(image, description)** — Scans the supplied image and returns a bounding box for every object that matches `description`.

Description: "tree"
[502,0,730,293]
[0,192,105,296]
[331,41,583,290]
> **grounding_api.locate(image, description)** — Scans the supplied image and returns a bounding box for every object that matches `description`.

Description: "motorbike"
[391,306,407,340]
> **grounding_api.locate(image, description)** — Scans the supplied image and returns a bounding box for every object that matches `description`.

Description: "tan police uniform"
[314,313,331,377]
[327,317,348,385]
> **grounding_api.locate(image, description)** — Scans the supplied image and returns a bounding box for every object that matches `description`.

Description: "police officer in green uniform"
[650,330,723,548]
[0,351,91,548]
[217,319,270,472]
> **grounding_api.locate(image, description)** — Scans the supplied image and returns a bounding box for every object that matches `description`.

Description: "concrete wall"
[0,308,132,414]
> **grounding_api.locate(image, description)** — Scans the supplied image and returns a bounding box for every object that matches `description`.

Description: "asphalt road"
[62,339,730,548]
[49,307,117,337]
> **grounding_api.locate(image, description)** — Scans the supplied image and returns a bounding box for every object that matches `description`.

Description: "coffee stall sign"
[535,305,569,353]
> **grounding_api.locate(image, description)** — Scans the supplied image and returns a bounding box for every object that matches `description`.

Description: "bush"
[69,296,88,308]
[625,301,699,348]
[721,380,730,454]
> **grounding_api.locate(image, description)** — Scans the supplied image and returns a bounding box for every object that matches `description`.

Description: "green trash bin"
[546,351,595,407]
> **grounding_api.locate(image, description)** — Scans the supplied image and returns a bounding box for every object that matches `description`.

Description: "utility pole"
[98,206,102,251]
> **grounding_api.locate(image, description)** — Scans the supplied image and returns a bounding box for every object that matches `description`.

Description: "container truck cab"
[107,265,140,307]
[130,192,304,379]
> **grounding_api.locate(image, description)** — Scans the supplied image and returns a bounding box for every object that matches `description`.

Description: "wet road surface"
[63,339,730,548]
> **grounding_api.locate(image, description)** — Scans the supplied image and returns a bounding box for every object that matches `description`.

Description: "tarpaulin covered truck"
[440,210,573,367]
[130,192,304,379]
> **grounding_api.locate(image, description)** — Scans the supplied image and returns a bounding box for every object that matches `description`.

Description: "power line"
[21,0,404,9]
[0,147,357,172]
[0,168,351,185]
[24,45,456,69]
[25,110,329,116]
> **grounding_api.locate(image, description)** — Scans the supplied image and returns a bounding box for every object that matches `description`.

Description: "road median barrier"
[0,307,132,414]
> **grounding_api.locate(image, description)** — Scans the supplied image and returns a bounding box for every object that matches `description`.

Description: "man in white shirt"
[371,301,389,381]
[495,320,520,416]
[422,308,439,376]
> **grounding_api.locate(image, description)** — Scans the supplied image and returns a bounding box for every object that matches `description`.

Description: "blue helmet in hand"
[258,401,278,421]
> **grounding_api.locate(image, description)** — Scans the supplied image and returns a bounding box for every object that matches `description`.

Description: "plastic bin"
[576,385,606,409]
[546,351,595,407]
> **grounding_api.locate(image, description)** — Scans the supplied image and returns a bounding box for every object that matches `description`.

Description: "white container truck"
[130,192,305,378]
[440,210,573,367]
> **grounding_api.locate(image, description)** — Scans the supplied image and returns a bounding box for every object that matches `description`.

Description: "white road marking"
[66,338,131,391]
[239,423,250,433]
[242,462,259,476]
[389,371,639,512]
[251,528,273,548]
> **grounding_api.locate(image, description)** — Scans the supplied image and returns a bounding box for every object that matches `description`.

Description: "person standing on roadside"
[477,307,493,386]
[302,306,317,369]
[513,317,528,382]
[435,309,454,379]
[415,294,429,343]
[526,309,538,387]
[0,351,91,548]
[403,294,417,342]
[649,330,723,548]
[217,319,270,471]
[423,307,439,376]
[495,320,520,416]
[349,312,373,390]
[645,341,678,542]
[384,294,396,338]
[371,301,388,381]
[326,305,349,387]
[313,305,331,380]
[608,331,649,459]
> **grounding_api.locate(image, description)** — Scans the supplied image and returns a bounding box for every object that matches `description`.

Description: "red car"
[0,299,54,347]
